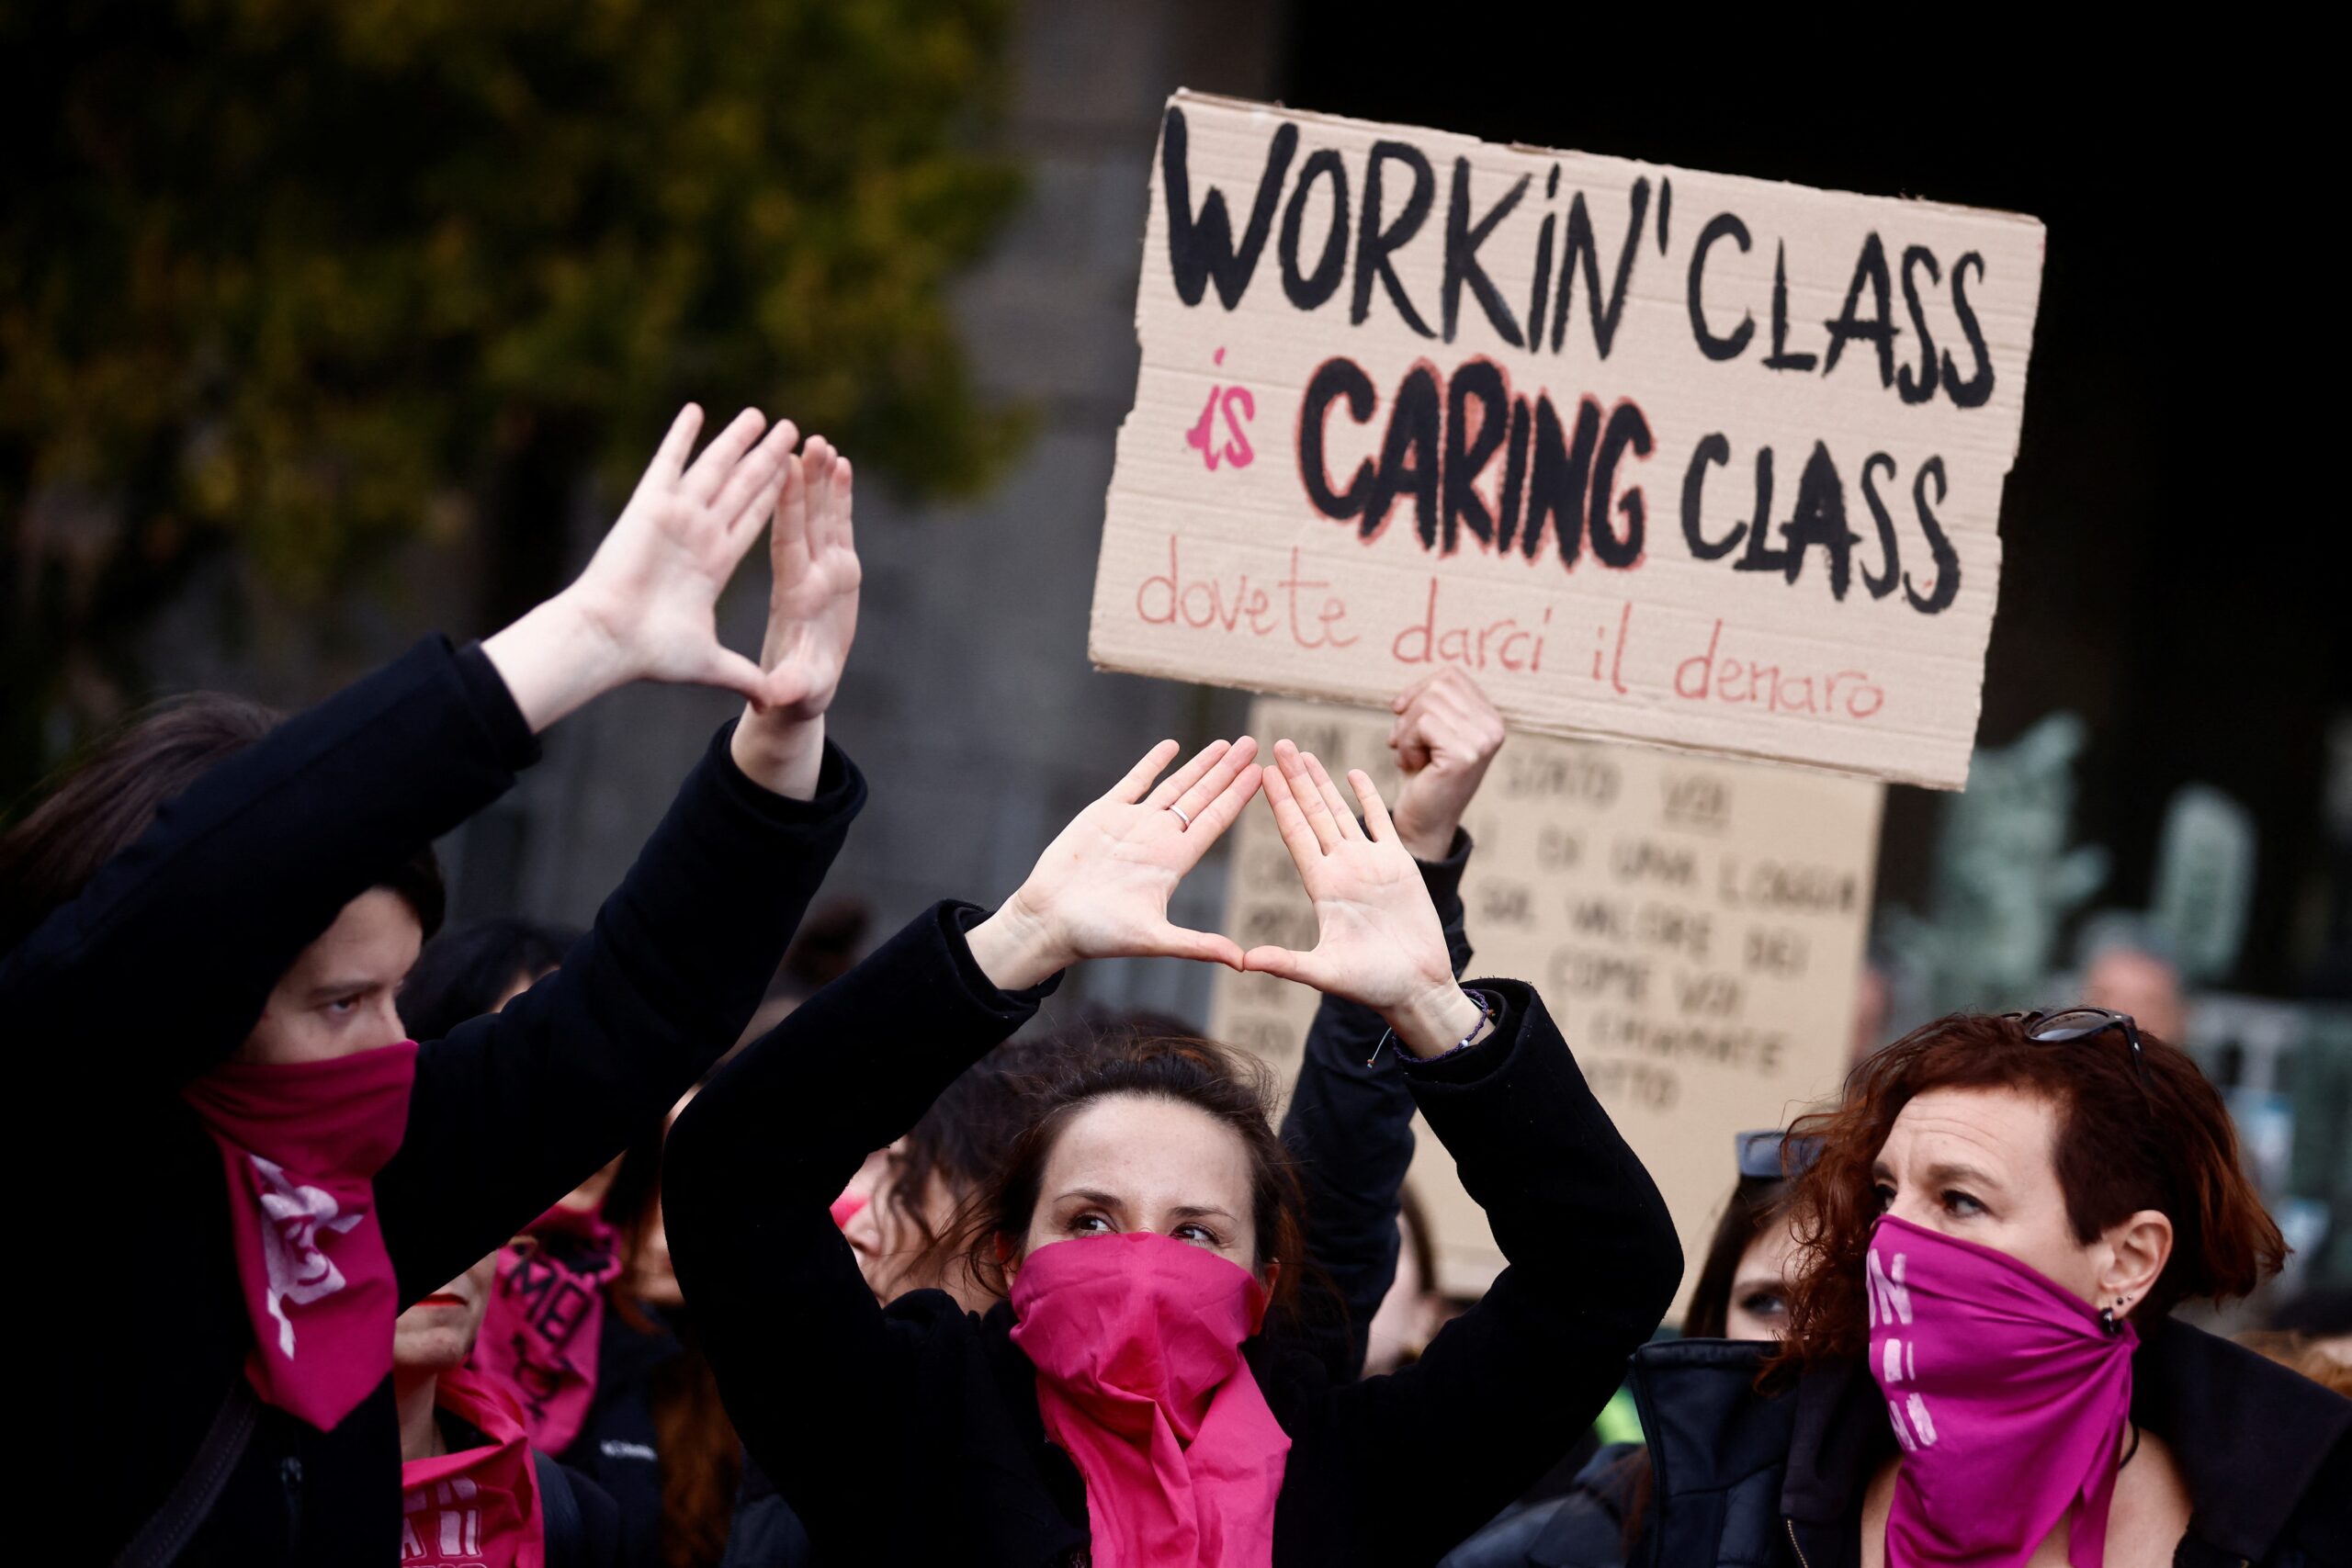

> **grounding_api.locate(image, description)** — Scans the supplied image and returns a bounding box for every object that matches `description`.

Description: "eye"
[325,992,368,1018]
[1172,1223,1224,1247]
[1871,1182,1895,1212]
[1068,1213,1114,1236]
[1737,1289,1787,1321]
[1941,1190,1984,1217]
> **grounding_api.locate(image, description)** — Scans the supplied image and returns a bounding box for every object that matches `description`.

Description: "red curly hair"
[1771,1011,2285,1372]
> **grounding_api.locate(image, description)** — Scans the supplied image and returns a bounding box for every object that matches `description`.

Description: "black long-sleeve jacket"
[1279,827,1475,1380]
[665,899,1680,1568]
[4,637,863,1563]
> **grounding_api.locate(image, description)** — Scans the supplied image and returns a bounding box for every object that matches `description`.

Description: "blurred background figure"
[2076,915,2188,1046]
[1848,955,1894,1067]
[395,1253,619,1567]
[1440,1130,1819,1568]
[404,919,737,1568]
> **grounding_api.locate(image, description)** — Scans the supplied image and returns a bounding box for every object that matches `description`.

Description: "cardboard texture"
[1092,92,2045,790]
[1209,696,1883,1307]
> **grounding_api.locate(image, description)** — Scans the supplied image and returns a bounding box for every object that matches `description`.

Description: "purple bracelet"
[1367,988,1498,1067]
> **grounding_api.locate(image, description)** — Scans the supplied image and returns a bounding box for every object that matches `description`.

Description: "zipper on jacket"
[280,1454,305,1555]
[1783,1517,1814,1568]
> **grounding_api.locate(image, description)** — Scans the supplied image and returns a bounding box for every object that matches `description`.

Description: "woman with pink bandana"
[666,736,1682,1566]
[1625,1010,2350,1566]
[2,408,866,1563]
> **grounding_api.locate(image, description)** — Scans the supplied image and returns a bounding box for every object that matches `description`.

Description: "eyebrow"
[1051,1190,1238,1224]
[1873,1158,2003,1192]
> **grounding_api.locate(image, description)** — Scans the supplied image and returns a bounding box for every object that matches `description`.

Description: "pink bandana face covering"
[181,1040,417,1430]
[1009,1231,1291,1568]
[473,1201,624,1453]
[1867,1214,2137,1568]
[401,1362,548,1568]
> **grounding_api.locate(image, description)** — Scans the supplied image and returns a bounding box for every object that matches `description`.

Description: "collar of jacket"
[1635,1319,2352,1565]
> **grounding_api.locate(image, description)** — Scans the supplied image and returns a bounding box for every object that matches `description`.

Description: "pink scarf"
[1009,1232,1291,1568]
[401,1362,548,1568]
[473,1201,624,1453]
[181,1040,417,1429]
[1868,1214,2138,1568]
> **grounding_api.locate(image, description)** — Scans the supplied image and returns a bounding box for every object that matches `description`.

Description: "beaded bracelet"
[1367,988,1498,1067]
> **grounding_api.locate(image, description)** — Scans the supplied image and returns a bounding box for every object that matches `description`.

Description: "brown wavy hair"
[1771,1011,2284,1373]
[958,1033,1306,1319]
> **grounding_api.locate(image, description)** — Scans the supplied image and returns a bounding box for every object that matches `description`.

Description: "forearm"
[379,724,865,1296]
[480,591,637,735]
[0,636,535,1069]
[1281,829,1476,1357]
[729,709,826,800]
[1308,984,1679,1563]
[1408,982,1679,1327]
[662,902,1057,1537]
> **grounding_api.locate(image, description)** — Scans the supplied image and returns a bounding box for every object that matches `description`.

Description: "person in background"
[571,1089,749,1568]
[1439,1130,1820,1568]
[401,916,582,1033]
[667,732,1680,1566]
[3,409,866,1562]
[1849,954,1894,1066]
[1633,1007,2348,1566]
[2078,917,2188,1046]
[396,1252,620,1567]
[401,918,631,1457]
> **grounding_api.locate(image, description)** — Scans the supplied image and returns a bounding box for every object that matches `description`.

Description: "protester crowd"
[5,406,2346,1567]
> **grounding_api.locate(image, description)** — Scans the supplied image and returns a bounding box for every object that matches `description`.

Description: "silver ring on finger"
[1169,803,1193,829]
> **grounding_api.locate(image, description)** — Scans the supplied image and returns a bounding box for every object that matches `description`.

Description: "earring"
[2100,1305,2120,1337]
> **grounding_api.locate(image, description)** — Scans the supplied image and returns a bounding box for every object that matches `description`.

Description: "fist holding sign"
[1091,92,2045,789]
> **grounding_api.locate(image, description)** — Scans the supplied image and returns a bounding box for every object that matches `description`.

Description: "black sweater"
[5,637,864,1563]
[665,901,1681,1568]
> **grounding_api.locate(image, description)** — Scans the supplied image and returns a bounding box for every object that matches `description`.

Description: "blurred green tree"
[0,0,1024,807]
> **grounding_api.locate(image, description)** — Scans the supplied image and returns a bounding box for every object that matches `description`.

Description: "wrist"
[963,890,1070,993]
[481,591,638,734]
[1385,982,1488,1059]
[729,709,825,801]
[1396,813,1459,863]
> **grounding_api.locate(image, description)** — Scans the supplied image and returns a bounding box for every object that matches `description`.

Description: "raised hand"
[751,436,861,724]
[964,738,1264,992]
[1386,669,1509,862]
[484,405,801,733]
[729,436,864,798]
[1244,741,1487,1058]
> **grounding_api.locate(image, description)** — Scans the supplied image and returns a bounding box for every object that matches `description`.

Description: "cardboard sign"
[1209,696,1883,1306]
[1092,93,2044,790]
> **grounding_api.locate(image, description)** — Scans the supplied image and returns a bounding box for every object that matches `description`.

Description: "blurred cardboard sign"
[1208,696,1883,1308]
[1091,92,2044,791]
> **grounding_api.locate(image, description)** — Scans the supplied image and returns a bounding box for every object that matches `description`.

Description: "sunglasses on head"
[1735,1129,1823,1182]
[2007,1005,2153,1088]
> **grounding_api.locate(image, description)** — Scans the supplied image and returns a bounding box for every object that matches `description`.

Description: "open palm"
[570,404,803,705]
[755,436,862,724]
[1243,741,1455,1016]
[1002,737,1263,971]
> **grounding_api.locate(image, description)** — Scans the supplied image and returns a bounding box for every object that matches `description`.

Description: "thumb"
[1155,922,1247,971]
[1241,946,1318,985]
